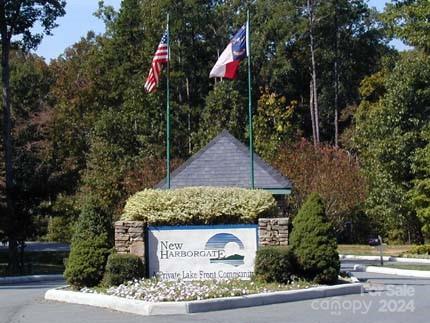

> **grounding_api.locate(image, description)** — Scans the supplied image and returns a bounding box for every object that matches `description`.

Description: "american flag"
[145,30,169,93]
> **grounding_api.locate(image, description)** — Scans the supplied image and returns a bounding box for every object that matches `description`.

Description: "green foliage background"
[352,52,430,242]
[1,0,429,246]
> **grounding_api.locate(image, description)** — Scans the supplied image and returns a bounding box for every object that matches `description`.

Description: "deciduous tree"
[274,139,367,234]
[353,52,430,242]
[0,0,65,273]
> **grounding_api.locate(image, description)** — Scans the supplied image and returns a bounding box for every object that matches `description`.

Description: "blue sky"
[33,0,121,61]
[33,0,407,61]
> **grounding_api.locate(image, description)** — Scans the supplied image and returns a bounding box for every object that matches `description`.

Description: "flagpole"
[166,13,171,189]
[247,10,255,189]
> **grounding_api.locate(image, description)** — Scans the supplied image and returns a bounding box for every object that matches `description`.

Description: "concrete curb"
[340,255,393,261]
[0,274,64,285]
[362,266,430,278]
[44,283,363,316]
[391,257,430,264]
[340,254,430,264]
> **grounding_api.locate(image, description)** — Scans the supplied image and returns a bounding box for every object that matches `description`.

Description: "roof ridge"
[155,129,292,190]
[208,130,291,188]
[155,129,230,188]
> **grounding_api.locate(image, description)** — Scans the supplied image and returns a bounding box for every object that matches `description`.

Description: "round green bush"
[103,253,145,286]
[254,246,296,283]
[289,193,340,284]
[64,234,111,288]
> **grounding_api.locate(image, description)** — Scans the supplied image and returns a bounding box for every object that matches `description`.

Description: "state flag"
[209,24,248,79]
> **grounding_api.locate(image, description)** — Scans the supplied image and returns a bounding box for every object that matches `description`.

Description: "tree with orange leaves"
[274,138,367,235]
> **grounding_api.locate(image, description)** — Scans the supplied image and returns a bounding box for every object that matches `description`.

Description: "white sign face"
[147,225,258,280]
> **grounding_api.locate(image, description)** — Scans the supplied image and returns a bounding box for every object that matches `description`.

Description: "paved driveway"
[1,273,430,323]
[0,242,70,252]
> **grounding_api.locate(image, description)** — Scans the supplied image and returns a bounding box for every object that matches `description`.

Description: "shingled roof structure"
[156,130,292,195]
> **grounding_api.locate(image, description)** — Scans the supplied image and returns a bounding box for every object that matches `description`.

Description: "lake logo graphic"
[205,233,245,267]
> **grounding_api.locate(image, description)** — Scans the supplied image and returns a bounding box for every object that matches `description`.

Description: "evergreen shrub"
[254,246,296,283]
[121,187,277,224]
[64,197,112,288]
[63,234,111,288]
[103,253,145,286]
[289,193,340,284]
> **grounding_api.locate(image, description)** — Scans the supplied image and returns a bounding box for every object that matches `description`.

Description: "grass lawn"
[379,263,430,271]
[0,250,68,276]
[338,244,412,256]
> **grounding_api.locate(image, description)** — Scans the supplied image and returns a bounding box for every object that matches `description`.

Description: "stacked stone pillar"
[114,221,146,259]
[258,218,289,246]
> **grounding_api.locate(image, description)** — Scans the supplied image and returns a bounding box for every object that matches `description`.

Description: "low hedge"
[254,246,296,283]
[121,187,277,225]
[103,253,145,286]
[405,244,430,255]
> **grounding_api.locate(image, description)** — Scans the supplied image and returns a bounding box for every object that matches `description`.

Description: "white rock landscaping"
[45,281,363,316]
[82,278,316,302]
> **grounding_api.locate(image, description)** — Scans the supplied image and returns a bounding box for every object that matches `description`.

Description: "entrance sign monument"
[147,224,258,280]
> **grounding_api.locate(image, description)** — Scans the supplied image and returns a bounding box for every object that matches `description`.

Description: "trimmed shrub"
[405,244,430,255]
[64,196,112,288]
[121,187,277,225]
[289,193,340,284]
[103,253,145,286]
[64,234,111,288]
[254,246,296,283]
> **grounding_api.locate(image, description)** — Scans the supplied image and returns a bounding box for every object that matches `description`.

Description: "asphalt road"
[1,272,430,323]
[0,242,70,252]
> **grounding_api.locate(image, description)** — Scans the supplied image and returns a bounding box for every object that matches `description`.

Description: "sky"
[33,0,408,62]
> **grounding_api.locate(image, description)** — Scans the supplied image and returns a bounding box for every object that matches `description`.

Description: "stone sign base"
[114,218,289,259]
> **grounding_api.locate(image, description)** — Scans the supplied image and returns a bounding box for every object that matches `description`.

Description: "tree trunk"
[1,22,19,273]
[333,0,339,148]
[309,80,317,146]
[308,0,320,145]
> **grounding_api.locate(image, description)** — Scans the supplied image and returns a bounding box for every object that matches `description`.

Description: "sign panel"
[147,224,258,280]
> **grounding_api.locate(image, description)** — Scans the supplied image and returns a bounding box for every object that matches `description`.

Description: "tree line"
[1,0,429,273]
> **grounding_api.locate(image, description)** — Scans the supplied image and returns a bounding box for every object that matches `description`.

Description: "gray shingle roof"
[156,130,292,192]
